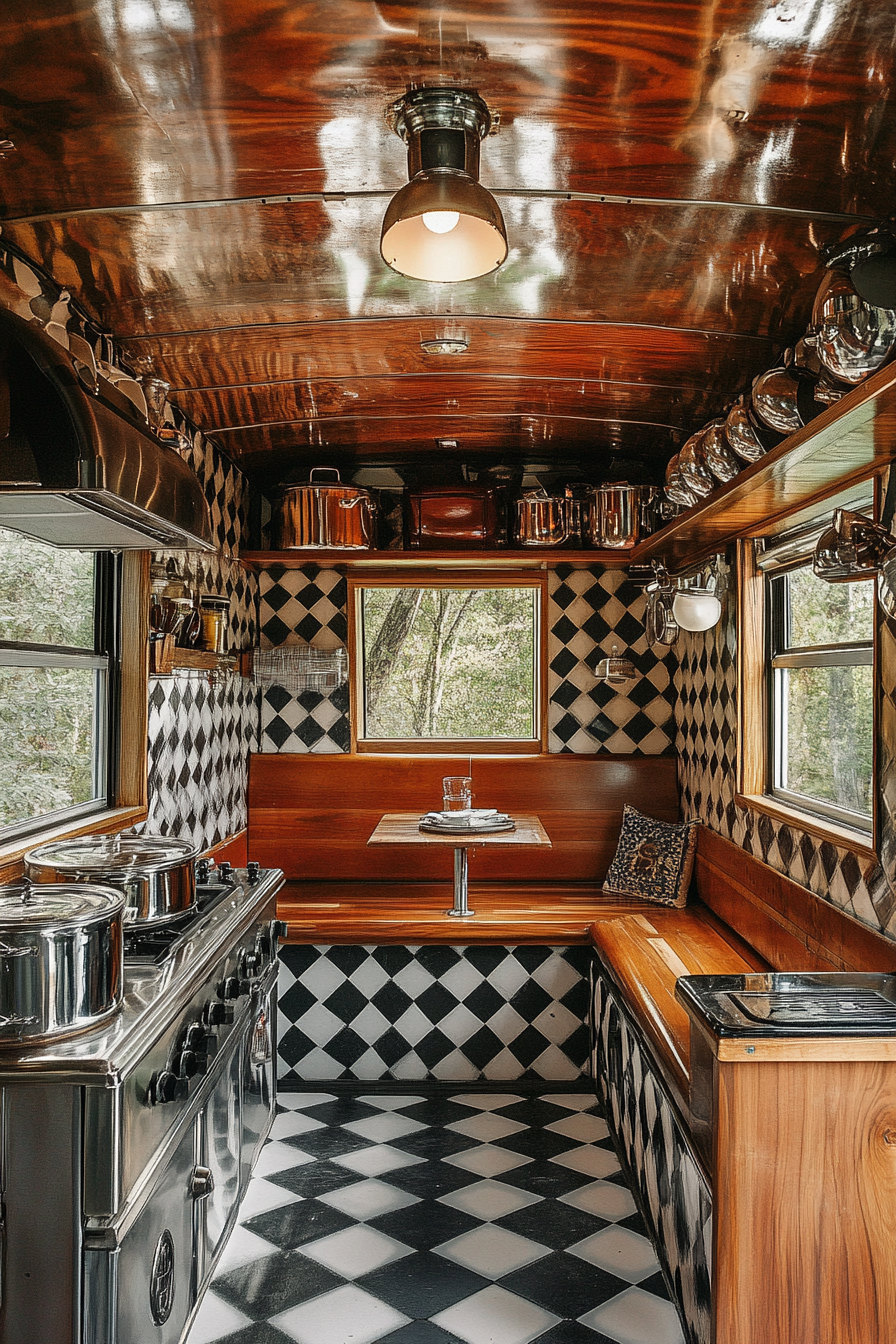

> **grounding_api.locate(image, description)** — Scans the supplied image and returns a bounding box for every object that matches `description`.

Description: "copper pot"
[274,468,377,550]
[515,488,570,546]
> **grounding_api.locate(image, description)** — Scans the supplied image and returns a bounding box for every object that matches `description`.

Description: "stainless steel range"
[0,862,285,1344]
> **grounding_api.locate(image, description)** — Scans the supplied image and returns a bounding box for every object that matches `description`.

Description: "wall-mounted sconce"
[595,644,637,685]
[670,556,725,631]
[380,88,507,283]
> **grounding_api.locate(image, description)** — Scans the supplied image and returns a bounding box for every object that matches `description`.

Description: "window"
[0,527,119,841]
[767,563,873,830]
[351,575,543,751]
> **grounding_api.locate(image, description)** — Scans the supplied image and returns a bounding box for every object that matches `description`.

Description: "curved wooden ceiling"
[1,0,892,488]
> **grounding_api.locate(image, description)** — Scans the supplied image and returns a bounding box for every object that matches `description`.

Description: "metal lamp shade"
[595,644,637,684]
[380,170,508,282]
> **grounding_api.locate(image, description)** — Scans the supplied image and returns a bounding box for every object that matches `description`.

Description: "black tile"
[461,981,505,1022]
[617,1210,650,1238]
[532,1324,616,1344]
[496,1199,609,1250]
[501,1251,630,1318]
[369,1198,479,1251]
[416,983,460,1023]
[299,1098,381,1126]
[385,1161,481,1200]
[243,1198,355,1250]
[400,1098,473,1127]
[282,1127,371,1161]
[212,1324,296,1344]
[497,1098,573,1127]
[416,946,463,977]
[267,1160,360,1199]
[357,1250,489,1317]
[639,1271,671,1299]
[324,980,370,1022]
[390,1127,479,1160]
[495,1160,594,1199]
[380,1323,466,1344]
[213,1249,343,1318]
[492,1128,573,1161]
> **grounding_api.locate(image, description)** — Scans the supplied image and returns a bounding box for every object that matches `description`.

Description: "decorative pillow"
[602,805,696,907]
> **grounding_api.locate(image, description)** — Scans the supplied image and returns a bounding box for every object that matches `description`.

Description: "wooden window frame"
[347,568,549,755]
[736,537,878,864]
[0,550,149,880]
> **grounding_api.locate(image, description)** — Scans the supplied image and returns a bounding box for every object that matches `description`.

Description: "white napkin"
[421,808,507,827]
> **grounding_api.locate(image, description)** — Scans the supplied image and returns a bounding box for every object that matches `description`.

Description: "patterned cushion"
[602,804,696,907]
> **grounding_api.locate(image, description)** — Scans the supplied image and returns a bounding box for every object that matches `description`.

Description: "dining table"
[367,812,552,917]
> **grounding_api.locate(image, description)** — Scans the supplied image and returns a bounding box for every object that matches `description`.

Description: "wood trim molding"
[734,791,877,866]
[119,550,150,809]
[736,537,766,798]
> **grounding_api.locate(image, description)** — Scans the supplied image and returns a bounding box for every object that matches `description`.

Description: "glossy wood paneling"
[713,1058,896,1344]
[247,752,680,885]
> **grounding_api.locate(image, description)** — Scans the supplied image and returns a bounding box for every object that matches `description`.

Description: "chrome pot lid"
[26,834,199,877]
[0,882,125,924]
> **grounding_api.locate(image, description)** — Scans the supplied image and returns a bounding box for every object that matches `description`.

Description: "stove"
[0,864,285,1344]
[675,971,896,1037]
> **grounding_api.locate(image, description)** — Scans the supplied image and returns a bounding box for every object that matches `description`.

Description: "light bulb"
[422,210,460,234]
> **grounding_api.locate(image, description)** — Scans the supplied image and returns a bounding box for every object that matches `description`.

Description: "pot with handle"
[25,834,201,927]
[273,467,377,550]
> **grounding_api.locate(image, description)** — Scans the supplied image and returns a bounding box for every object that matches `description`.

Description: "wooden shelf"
[240,548,633,569]
[632,360,896,569]
[150,637,237,676]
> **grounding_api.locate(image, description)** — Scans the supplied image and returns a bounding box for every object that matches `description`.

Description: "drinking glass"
[442,776,473,812]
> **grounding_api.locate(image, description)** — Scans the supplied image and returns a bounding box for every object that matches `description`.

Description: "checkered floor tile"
[186,1090,685,1344]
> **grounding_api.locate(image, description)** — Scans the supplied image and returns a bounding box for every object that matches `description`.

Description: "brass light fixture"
[381,88,508,283]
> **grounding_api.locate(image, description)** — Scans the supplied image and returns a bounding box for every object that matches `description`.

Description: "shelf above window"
[632,359,896,569]
[240,548,634,569]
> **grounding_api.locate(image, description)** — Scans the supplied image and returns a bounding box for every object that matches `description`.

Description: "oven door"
[241,981,277,1185]
[198,1029,243,1280]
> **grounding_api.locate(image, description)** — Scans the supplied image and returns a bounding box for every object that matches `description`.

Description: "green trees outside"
[361,585,537,739]
[0,529,99,829]
[779,567,874,817]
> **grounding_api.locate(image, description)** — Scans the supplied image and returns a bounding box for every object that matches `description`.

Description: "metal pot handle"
[0,1014,39,1028]
[0,942,38,959]
[339,495,377,512]
[309,466,342,484]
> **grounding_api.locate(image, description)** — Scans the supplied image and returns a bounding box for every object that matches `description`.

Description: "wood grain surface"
[367,813,551,848]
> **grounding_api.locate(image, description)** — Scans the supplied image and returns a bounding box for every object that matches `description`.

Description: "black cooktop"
[675,972,896,1037]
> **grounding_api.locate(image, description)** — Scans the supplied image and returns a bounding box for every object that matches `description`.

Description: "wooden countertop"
[367,813,552,849]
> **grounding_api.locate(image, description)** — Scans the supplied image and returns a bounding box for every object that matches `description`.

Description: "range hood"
[0,308,213,550]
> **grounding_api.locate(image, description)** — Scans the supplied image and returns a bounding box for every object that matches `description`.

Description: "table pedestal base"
[445,847,474,917]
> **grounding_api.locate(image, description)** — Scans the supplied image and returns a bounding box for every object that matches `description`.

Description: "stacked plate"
[419,808,515,835]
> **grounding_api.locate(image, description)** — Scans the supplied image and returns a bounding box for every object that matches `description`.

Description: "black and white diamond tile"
[277,947,592,1083]
[672,548,896,938]
[185,1090,686,1344]
[549,566,676,755]
[259,567,351,753]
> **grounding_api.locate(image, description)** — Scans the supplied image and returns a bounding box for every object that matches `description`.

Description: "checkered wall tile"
[258,567,351,753]
[674,550,896,940]
[277,945,592,1083]
[549,565,676,754]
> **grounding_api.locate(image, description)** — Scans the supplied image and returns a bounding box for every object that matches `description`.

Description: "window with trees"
[0,527,118,841]
[767,562,873,831]
[351,575,543,750]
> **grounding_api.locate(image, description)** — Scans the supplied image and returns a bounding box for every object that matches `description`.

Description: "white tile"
[569,1226,661,1283]
[439,1003,488,1045]
[319,1178,420,1220]
[431,1050,480,1083]
[483,957,530,998]
[269,1110,326,1140]
[253,1140,315,1177]
[302,1224,413,1278]
[433,1285,560,1344]
[528,1045,581,1081]
[439,1179,542,1221]
[546,1112,610,1143]
[237,1177,302,1222]
[552,1146,621,1178]
[450,1093,524,1111]
[277,1091,338,1109]
[212,1225,278,1276]
[443,1144,534,1177]
[436,1224,550,1279]
[579,1286,686,1344]
[440,959,485,999]
[355,1095,425,1111]
[349,959,391,996]
[392,961,436,997]
[298,958,350,1001]
[344,1112,425,1143]
[447,1113,526,1142]
[296,1002,345,1046]
[184,1289,251,1344]
[561,1179,637,1222]
[272,1284,409,1344]
[530,953,583,999]
[333,1144,425,1176]
[350,1003,392,1042]
[393,1004,437,1047]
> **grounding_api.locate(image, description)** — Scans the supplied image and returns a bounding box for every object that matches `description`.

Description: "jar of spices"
[199,596,230,652]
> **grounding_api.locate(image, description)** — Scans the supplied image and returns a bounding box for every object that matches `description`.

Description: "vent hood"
[0,308,213,550]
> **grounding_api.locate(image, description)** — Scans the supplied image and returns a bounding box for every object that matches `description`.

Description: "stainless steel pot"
[751,364,805,436]
[587,482,641,548]
[273,467,377,550]
[25,834,200,927]
[810,270,896,384]
[677,430,715,497]
[664,454,698,506]
[812,508,894,583]
[724,396,769,464]
[701,418,741,484]
[515,488,570,546]
[0,881,124,1043]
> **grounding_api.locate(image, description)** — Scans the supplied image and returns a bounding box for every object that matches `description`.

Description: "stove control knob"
[272,920,289,941]
[241,951,262,980]
[176,1049,199,1080]
[151,1069,178,1105]
[196,857,211,884]
[221,975,241,1001]
[247,861,260,884]
[205,1000,232,1028]
[218,862,233,882]
[185,1023,207,1053]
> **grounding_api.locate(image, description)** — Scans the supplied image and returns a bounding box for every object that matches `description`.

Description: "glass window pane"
[0,527,96,647]
[0,666,103,829]
[361,586,537,739]
[778,664,873,817]
[787,566,874,647]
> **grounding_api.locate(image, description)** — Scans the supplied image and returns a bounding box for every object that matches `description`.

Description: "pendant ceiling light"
[380,88,508,283]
